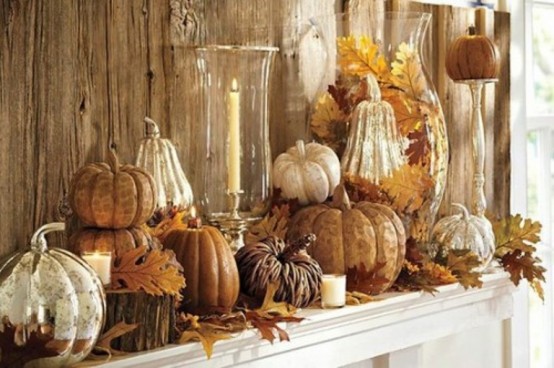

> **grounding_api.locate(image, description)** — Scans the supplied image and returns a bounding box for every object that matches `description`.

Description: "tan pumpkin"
[235,234,322,308]
[69,150,157,229]
[68,227,159,257]
[446,25,499,81]
[287,186,406,292]
[273,140,341,205]
[161,218,239,315]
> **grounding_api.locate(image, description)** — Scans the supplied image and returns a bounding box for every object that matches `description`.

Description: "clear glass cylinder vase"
[311,11,449,247]
[194,45,278,250]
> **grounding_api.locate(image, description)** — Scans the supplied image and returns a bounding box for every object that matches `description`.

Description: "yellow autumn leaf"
[390,43,427,101]
[112,246,186,296]
[310,92,348,152]
[381,164,435,214]
[337,36,389,80]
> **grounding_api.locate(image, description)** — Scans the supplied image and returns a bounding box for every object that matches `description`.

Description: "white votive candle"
[82,252,112,286]
[321,274,346,308]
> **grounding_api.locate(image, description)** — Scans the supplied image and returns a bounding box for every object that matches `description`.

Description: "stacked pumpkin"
[67,150,173,352]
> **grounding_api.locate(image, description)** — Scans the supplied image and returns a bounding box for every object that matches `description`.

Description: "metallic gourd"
[0,223,105,367]
[341,73,406,184]
[136,117,194,215]
[430,203,496,271]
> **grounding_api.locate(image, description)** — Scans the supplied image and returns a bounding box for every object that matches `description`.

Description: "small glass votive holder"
[321,274,346,309]
[81,251,112,287]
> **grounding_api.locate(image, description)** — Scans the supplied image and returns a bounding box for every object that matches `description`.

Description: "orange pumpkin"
[69,150,157,229]
[446,25,499,81]
[68,227,159,257]
[161,220,239,315]
[287,186,406,293]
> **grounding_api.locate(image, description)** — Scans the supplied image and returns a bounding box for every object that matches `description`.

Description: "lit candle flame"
[231,78,238,92]
[190,205,196,218]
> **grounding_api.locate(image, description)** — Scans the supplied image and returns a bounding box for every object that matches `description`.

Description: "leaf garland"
[111,246,186,296]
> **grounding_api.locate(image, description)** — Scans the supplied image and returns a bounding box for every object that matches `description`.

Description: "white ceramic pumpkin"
[430,203,495,272]
[273,140,341,205]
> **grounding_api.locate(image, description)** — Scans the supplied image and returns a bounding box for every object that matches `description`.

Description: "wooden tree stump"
[105,290,176,352]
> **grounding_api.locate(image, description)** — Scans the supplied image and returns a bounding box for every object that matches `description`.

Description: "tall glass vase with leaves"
[310,11,449,249]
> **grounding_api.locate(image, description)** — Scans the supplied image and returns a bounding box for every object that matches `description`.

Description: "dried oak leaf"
[500,250,546,288]
[310,92,349,153]
[390,43,426,101]
[346,263,390,295]
[343,173,391,205]
[381,164,434,214]
[443,249,483,289]
[112,246,186,296]
[381,88,423,136]
[337,36,389,80]
[492,214,542,257]
[328,84,350,114]
[94,321,138,357]
[405,129,430,166]
[246,204,291,244]
[178,314,233,359]
[245,282,304,344]
[345,291,376,305]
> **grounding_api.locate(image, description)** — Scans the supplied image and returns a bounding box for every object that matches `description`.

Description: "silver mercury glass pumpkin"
[341,73,407,183]
[136,117,194,216]
[0,222,106,367]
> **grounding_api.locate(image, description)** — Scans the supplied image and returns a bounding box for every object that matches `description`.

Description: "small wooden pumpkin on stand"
[161,207,240,315]
[0,222,105,367]
[235,234,323,308]
[287,185,406,293]
[430,203,495,272]
[273,140,341,205]
[136,117,194,220]
[446,25,499,81]
[67,150,176,352]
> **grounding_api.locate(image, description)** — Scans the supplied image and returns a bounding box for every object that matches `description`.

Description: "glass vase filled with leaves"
[310,11,449,248]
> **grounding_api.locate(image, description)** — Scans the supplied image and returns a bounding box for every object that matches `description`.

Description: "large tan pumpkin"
[161,222,240,315]
[445,25,499,81]
[287,186,406,292]
[69,150,157,229]
[68,227,159,257]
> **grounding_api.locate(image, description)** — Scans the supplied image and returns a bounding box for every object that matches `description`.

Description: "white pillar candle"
[320,274,346,308]
[228,78,241,193]
[82,252,112,286]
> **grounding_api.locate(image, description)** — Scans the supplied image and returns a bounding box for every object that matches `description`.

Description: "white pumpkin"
[429,203,495,272]
[273,140,341,205]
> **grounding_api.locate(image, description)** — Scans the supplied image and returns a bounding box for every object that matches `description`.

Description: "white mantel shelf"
[97,273,515,368]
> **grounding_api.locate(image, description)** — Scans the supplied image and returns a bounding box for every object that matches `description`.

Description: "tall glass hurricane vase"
[195,46,278,251]
[311,11,449,247]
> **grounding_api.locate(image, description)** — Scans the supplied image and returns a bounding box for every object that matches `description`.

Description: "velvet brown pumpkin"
[235,234,322,308]
[68,227,159,257]
[161,220,239,315]
[287,186,406,292]
[69,150,157,229]
[445,25,499,81]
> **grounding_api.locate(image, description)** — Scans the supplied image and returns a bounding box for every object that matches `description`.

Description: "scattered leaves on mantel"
[490,214,546,300]
[177,314,235,359]
[94,322,139,357]
[345,291,376,305]
[346,263,390,295]
[111,246,186,296]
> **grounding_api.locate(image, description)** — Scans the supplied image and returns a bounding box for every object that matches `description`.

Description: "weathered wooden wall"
[0,0,510,258]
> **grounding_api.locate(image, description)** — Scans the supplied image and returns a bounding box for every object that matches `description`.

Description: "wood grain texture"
[0,0,511,258]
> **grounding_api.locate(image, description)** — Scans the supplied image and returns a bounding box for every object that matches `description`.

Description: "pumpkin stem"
[468,25,476,36]
[452,203,470,219]
[280,234,316,262]
[107,148,120,173]
[30,222,66,252]
[144,117,161,138]
[295,140,306,159]
[365,73,381,102]
[331,184,351,211]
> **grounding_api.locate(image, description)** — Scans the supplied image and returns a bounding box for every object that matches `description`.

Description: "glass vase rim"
[311,10,432,22]
[193,45,279,53]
